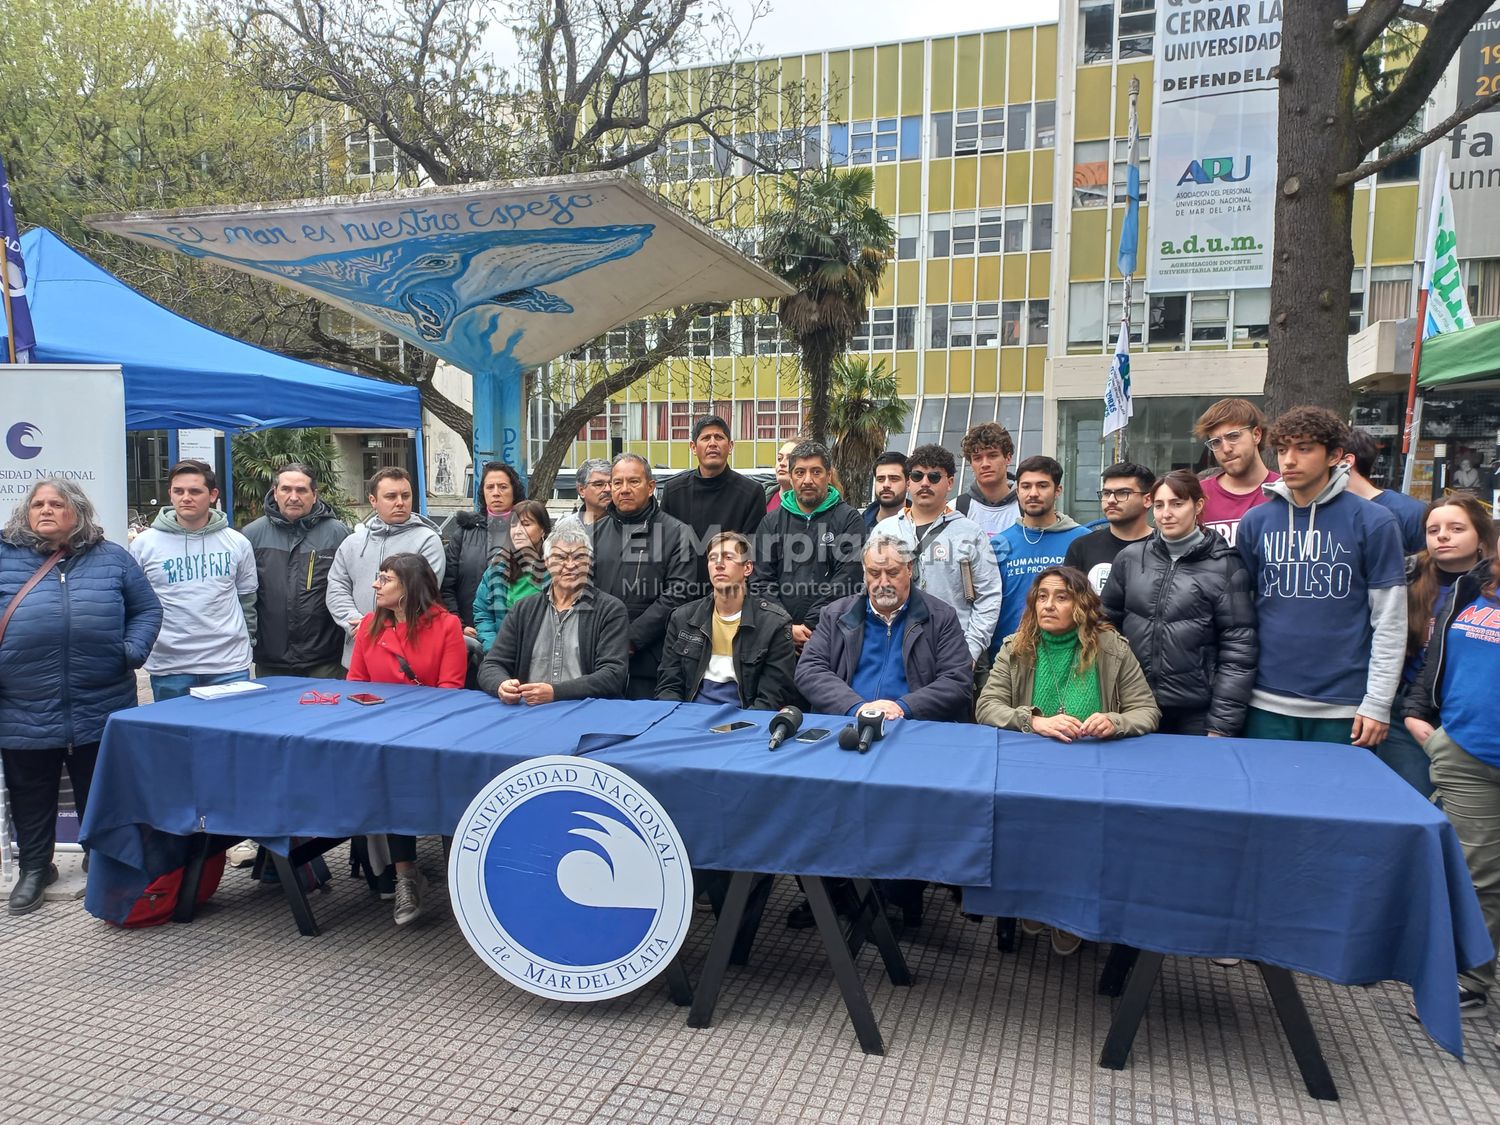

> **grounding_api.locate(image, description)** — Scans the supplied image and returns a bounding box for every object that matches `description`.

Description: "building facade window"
[1118,0,1157,60]
[1368,265,1414,323]
[1113,135,1151,203]
[1073,140,1111,208]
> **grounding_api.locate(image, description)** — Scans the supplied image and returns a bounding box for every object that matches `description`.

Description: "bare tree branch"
[1339,86,1500,184]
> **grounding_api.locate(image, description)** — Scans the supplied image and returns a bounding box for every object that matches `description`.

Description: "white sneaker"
[393,870,429,927]
[1211,958,1242,967]
[226,840,259,868]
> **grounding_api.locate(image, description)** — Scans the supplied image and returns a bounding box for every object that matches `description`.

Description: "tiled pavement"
[3,845,1500,1125]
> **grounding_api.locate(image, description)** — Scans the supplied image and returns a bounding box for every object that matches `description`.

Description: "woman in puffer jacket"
[1101,469,1258,737]
[0,477,162,915]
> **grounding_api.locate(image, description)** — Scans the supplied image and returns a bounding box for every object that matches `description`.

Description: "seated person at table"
[347,552,467,927]
[977,565,1159,742]
[656,531,796,709]
[478,519,629,704]
[797,532,973,724]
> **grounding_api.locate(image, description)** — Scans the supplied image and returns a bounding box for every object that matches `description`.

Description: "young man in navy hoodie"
[1237,408,1407,747]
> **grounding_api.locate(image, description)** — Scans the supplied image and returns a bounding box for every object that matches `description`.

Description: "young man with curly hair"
[957,422,1020,538]
[1236,407,1407,748]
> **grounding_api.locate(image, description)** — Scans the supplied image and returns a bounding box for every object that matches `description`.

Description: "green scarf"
[1030,628,1103,720]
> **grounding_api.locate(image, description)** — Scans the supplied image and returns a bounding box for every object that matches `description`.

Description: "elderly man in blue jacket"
[797,532,973,724]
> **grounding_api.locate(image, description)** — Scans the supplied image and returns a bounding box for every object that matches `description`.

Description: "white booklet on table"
[187,681,267,701]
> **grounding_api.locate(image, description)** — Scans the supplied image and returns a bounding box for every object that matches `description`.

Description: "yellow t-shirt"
[705,611,741,683]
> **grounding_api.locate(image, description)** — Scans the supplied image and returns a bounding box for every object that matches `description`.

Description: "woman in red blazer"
[348,551,465,925]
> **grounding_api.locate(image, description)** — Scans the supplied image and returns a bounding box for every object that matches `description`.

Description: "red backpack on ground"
[115,854,227,928]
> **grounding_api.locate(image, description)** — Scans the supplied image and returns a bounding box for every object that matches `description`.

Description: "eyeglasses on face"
[1097,489,1143,501]
[373,573,396,586]
[908,470,947,484]
[1204,428,1249,452]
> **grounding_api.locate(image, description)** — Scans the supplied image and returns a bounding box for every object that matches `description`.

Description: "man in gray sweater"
[325,467,445,667]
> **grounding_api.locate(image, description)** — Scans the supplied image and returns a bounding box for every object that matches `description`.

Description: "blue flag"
[1116,99,1140,278]
[0,154,35,362]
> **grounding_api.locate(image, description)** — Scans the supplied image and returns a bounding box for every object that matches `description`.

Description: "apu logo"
[449,755,692,1001]
[5,422,41,460]
[1178,156,1253,186]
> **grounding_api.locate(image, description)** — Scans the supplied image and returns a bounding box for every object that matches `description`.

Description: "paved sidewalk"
[3,846,1499,1124]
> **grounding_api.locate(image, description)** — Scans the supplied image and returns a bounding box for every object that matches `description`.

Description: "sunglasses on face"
[908,470,947,485]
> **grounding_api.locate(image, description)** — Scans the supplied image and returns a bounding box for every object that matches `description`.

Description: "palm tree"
[826,356,910,510]
[231,428,356,525]
[761,167,895,447]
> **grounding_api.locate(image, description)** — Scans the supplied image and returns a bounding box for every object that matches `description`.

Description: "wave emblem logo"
[6,422,41,460]
[449,755,692,1001]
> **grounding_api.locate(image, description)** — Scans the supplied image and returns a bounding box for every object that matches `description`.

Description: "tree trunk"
[801,335,838,446]
[1265,0,1362,421]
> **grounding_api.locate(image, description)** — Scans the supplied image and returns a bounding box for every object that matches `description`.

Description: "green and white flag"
[1421,151,1474,340]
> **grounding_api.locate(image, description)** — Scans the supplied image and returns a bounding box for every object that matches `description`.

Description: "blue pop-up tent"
[2,228,426,511]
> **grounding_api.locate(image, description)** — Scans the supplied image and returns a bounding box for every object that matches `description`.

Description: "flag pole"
[1400,288,1429,492]
[0,241,17,364]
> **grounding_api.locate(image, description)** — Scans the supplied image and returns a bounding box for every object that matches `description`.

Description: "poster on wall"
[0,365,128,544]
[1444,5,1500,260]
[1147,0,1283,292]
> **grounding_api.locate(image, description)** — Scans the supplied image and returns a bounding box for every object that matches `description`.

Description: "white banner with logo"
[0,365,128,543]
[1443,6,1500,259]
[1147,0,1284,292]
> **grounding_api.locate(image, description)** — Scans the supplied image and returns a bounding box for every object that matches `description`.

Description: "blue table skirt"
[961,731,1494,1058]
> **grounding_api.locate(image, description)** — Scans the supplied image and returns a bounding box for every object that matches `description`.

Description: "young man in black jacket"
[590,453,696,699]
[656,531,796,709]
[753,440,866,652]
[660,415,766,599]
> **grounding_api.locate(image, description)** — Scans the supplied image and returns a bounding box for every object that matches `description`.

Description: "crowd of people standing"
[2,400,1497,1030]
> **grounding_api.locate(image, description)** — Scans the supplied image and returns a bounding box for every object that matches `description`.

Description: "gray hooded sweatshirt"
[325,511,446,665]
[874,508,1003,661]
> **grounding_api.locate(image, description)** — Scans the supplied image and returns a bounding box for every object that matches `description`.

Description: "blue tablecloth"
[961,731,1494,1058]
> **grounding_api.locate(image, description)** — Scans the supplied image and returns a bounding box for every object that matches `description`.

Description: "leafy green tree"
[761,167,895,448]
[826,356,910,510]
[230,428,356,525]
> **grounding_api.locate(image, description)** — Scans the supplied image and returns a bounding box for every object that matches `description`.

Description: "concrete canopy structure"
[87,173,792,475]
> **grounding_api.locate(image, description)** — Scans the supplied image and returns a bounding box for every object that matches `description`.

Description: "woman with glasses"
[1100,470,1258,736]
[347,552,465,925]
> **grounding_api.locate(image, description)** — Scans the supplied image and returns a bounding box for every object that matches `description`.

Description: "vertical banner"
[1147,0,1284,292]
[1446,6,1500,259]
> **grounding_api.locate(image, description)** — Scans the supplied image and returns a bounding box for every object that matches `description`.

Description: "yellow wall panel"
[949,350,974,393]
[1034,25,1058,100]
[1029,251,1052,296]
[1000,349,1024,393]
[874,165,898,215]
[1026,348,1046,392]
[1371,185,1419,263]
[852,47,876,119]
[1030,149,1054,203]
[979,155,1005,208]
[923,352,949,394]
[952,258,976,303]
[899,165,922,213]
[1352,190,1370,266]
[778,362,803,395]
[1074,68,1113,141]
[972,347,999,393]
[953,156,979,209]
[893,351,918,396]
[928,159,954,211]
[1070,208,1108,280]
[1005,152,1032,205]
[1116,62,1153,134]
[1003,256,1028,300]
[926,261,951,303]
[977,256,1002,301]
[1008,28,1035,103]
[896,260,921,300]
[754,359,778,395]
[780,55,803,96]
[901,42,924,116]
[931,39,955,112]
[758,60,779,128]
[956,34,982,109]
[982,32,1007,104]
[876,45,899,117]
[873,266,896,307]
[828,51,850,121]
[647,442,670,466]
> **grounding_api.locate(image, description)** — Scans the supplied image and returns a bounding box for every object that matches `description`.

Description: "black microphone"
[837,724,860,751]
[855,707,887,753]
[767,706,803,750]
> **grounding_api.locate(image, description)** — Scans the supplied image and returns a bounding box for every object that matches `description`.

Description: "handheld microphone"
[855,707,887,753]
[837,724,860,751]
[767,706,803,750]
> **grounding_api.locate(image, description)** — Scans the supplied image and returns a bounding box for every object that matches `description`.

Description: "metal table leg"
[662,956,693,1007]
[268,849,321,937]
[1097,944,1141,997]
[730,873,775,967]
[995,917,1018,953]
[1258,963,1339,1101]
[172,834,212,924]
[850,879,912,986]
[805,875,885,1056]
[1098,950,1164,1069]
[687,871,756,1029]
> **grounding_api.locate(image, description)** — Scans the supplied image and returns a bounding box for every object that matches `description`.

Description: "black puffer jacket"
[442,509,510,629]
[241,494,350,669]
[1101,530,1258,735]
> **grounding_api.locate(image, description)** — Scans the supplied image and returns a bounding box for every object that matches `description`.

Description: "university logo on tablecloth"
[448,756,692,1001]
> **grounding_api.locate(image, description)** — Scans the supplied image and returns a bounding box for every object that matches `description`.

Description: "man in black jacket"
[660,415,766,599]
[591,453,696,699]
[656,532,795,709]
[754,440,866,652]
[478,520,629,702]
[241,463,350,679]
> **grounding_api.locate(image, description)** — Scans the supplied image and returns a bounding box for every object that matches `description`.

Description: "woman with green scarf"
[977,565,1159,954]
[472,501,553,652]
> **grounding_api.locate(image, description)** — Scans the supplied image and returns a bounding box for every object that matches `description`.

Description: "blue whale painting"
[142,223,654,365]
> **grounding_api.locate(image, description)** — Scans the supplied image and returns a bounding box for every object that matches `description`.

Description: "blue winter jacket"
[0,539,163,750]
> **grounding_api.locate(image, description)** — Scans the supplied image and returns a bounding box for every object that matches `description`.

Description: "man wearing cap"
[660,414,766,599]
